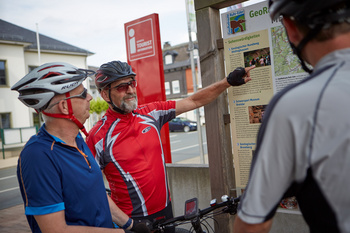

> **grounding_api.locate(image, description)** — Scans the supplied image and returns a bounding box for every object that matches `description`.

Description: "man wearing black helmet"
[86,60,254,232]
[12,62,149,233]
[234,1,350,233]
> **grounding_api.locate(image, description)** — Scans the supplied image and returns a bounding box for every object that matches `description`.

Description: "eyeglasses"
[48,88,88,109]
[110,80,137,92]
[65,88,88,100]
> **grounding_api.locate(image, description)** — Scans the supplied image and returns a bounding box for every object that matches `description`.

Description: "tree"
[90,98,108,121]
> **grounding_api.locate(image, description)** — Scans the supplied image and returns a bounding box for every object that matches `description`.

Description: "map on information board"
[271,25,304,76]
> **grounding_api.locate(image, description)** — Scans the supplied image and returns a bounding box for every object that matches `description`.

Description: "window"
[172,80,180,94]
[193,49,199,58]
[165,82,171,95]
[0,113,11,129]
[32,112,43,129]
[0,61,6,85]
[165,54,173,65]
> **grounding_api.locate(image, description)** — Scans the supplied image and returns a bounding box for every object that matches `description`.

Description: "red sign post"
[124,13,172,163]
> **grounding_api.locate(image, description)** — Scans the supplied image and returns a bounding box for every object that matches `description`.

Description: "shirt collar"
[40,123,82,145]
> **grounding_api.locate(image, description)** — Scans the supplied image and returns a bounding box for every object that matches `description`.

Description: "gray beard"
[120,95,138,113]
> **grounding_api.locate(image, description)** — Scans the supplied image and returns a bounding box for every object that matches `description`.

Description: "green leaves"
[89,98,108,114]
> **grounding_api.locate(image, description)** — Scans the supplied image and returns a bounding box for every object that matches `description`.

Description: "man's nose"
[87,93,93,102]
[126,84,135,94]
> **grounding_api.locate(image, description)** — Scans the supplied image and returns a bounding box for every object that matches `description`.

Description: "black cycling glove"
[124,224,149,233]
[226,67,246,86]
[125,219,151,233]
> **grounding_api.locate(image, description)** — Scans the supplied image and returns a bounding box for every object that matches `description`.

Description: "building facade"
[162,41,204,123]
[0,19,93,132]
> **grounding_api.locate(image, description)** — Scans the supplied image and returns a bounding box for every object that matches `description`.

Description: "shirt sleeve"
[18,144,65,215]
[139,101,176,127]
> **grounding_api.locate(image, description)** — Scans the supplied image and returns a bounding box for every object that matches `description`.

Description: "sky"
[0,0,263,67]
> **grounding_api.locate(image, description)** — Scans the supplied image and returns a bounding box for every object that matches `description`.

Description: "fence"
[1,127,37,159]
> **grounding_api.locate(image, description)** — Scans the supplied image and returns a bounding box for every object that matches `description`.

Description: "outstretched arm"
[175,66,255,116]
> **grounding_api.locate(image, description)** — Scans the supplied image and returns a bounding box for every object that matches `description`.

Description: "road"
[169,126,208,163]
[0,127,207,211]
[0,166,22,210]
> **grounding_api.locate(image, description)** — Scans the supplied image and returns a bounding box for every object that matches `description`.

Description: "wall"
[164,68,187,99]
[24,51,87,70]
[0,43,30,128]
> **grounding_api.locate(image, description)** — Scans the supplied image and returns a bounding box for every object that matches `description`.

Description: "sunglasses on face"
[110,80,137,92]
[65,88,88,100]
[47,88,88,109]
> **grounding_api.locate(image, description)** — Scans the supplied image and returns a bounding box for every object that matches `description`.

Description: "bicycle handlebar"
[152,195,240,232]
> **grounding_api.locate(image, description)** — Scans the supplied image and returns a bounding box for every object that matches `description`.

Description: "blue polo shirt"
[17,124,113,232]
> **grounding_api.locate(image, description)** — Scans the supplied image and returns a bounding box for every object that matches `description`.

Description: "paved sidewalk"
[0,157,18,170]
[0,204,31,233]
[0,157,27,233]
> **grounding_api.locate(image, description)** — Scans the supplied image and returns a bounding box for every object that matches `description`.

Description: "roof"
[0,19,93,55]
[164,59,191,70]
[164,58,199,71]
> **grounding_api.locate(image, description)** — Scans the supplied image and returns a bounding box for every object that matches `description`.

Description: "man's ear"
[57,100,69,115]
[101,89,110,102]
[283,17,303,46]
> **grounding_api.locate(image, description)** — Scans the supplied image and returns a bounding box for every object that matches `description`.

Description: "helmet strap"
[289,24,324,74]
[42,92,89,137]
[107,88,127,114]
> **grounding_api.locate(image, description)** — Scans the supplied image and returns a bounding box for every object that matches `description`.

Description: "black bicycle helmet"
[269,0,350,73]
[95,61,136,91]
[11,62,94,111]
[269,0,350,25]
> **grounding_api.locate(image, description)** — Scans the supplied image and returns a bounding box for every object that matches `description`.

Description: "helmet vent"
[38,64,64,72]
[23,98,40,106]
[41,72,62,80]
[19,88,47,96]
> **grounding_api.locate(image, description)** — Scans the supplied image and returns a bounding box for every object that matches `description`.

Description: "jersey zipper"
[76,147,92,169]
[64,143,92,169]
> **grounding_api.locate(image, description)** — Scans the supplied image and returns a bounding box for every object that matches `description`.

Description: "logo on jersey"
[142,126,152,134]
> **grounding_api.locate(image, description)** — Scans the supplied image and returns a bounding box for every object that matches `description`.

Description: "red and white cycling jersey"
[86,101,176,217]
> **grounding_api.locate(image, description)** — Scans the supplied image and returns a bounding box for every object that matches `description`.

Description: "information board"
[222,1,307,211]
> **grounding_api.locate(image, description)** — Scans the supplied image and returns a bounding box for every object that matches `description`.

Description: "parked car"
[169,117,197,132]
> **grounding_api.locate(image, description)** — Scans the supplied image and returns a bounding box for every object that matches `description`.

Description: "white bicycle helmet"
[11,62,94,112]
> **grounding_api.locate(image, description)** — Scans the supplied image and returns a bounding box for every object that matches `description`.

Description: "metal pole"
[186,0,205,163]
[36,23,41,64]
[1,129,5,159]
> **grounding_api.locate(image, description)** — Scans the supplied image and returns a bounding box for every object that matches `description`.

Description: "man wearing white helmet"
[12,62,150,233]
[234,1,350,232]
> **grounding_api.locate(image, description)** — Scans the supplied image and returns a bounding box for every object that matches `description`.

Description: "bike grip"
[235,196,241,203]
